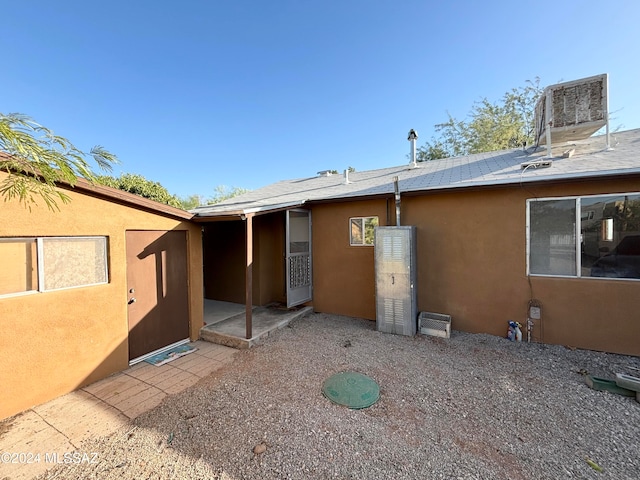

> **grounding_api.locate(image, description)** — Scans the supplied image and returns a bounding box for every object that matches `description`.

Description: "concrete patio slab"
[0,340,237,480]
[203,299,248,325]
[200,304,313,348]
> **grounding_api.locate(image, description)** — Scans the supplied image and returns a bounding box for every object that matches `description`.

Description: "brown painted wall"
[203,220,246,303]
[312,199,390,319]
[310,178,640,356]
[255,214,286,305]
[202,212,286,306]
[0,180,203,420]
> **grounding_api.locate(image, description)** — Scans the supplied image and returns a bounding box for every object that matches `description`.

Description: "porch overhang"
[191,200,307,222]
[195,200,308,339]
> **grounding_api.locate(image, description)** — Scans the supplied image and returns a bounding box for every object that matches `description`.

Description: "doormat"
[145,344,197,367]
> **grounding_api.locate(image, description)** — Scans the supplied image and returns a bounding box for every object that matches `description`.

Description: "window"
[0,239,38,296]
[350,216,379,246]
[0,236,109,297]
[527,193,640,279]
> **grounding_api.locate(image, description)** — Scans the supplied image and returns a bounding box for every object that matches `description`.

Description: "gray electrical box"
[374,226,417,336]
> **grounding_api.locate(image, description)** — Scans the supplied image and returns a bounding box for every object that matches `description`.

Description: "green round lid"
[322,371,380,409]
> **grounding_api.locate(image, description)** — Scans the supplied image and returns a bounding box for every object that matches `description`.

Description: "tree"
[0,113,118,210]
[97,173,183,208]
[178,194,207,210]
[417,78,542,161]
[207,185,250,205]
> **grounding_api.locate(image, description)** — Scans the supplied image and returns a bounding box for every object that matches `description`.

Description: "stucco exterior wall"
[310,177,640,356]
[0,182,203,420]
[312,199,390,319]
[255,214,286,306]
[203,220,246,303]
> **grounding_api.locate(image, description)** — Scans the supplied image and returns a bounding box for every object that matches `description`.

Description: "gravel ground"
[37,313,640,480]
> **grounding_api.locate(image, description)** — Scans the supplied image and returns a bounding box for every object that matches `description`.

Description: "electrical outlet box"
[529,306,541,320]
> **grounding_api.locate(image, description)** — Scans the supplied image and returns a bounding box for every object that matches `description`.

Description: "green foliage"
[364,216,378,245]
[0,113,118,210]
[178,193,207,210]
[207,185,250,205]
[97,173,183,208]
[417,78,542,161]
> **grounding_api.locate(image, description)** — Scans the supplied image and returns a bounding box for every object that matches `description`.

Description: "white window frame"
[526,192,640,281]
[0,236,109,298]
[349,216,379,246]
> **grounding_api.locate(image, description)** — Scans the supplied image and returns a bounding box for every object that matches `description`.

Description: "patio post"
[245,212,254,339]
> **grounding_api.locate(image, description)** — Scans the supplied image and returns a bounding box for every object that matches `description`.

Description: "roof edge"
[68,178,194,220]
[192,200,307,219]
[1,153,194,220]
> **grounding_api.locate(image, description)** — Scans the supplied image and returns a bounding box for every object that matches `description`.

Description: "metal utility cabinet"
[374,226,417,336]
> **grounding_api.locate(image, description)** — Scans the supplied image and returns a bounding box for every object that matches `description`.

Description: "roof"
[192,128,640,218]
[70,178,195,220]
[0,152,194,221]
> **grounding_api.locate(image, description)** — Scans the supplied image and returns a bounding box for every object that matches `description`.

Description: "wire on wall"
[527,298,543,343]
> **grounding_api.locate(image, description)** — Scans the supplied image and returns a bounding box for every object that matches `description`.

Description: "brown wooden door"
[126,230,190,361]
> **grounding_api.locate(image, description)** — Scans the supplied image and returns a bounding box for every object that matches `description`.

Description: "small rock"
[253,442,267,455]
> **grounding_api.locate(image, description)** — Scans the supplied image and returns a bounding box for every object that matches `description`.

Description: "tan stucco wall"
[0,182,203,420]
[312,199,390,319]
[310,177,640,357]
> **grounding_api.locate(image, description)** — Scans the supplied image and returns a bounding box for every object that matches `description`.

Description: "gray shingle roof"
[192,128,640,218]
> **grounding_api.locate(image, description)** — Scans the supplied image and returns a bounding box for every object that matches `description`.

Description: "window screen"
[528,193,640,279]
[42,237,108,290]
[529,199,576,276]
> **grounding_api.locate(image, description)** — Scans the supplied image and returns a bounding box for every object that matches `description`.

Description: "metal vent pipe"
[408,129,418,168]
[393,176,401,226]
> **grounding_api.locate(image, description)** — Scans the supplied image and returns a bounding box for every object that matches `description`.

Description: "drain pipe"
[393,176,401,226]
[604,73,612,150]
[544,88,553,158]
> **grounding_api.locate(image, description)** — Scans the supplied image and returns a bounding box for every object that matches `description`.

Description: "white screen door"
[286,209,312,307]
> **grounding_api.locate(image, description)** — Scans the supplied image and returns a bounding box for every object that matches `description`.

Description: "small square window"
[350,217,379,246]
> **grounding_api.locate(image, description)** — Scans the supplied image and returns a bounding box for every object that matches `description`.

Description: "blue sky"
[3,1,640,199]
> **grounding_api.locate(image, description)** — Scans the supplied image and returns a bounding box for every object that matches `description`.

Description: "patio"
[0,340,237,480]
[201,299,313,349]
[0,302,312,480]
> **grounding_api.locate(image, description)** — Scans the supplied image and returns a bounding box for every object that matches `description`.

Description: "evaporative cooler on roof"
[535,73,608,146]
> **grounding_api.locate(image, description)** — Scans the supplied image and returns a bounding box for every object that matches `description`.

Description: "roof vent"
[317,170,334,177]
[535,74,609,151]
[521,160,553,169]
